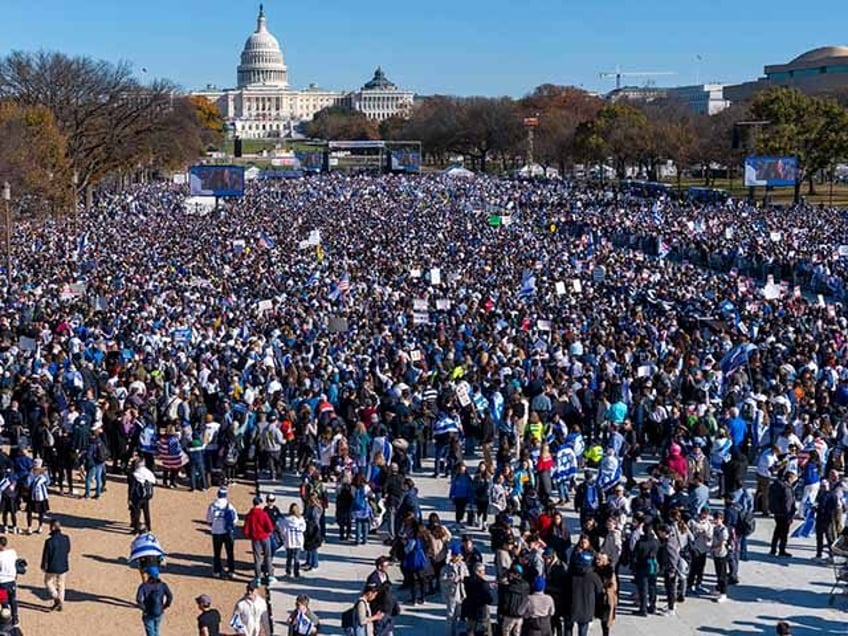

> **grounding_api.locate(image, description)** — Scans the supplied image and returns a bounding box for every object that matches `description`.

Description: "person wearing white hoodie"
[206,487,238,578]
[129,458,157,533]
[282,503,306,578]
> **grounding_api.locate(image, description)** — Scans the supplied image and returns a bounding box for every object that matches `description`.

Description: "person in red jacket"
[243,496,276,584]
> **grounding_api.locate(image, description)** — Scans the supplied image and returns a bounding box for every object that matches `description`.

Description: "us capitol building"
[193,5,415,139]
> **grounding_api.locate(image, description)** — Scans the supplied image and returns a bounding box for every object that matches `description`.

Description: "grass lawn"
[661,177,848,207]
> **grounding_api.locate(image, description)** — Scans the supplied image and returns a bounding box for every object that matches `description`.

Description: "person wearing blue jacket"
[449,463,473,525]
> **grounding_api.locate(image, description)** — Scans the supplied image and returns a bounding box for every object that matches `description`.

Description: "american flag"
[337,273,350,293]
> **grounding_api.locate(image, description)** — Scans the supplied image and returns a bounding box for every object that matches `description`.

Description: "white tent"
[516,163,559,179]
[244,166,261,181]
[443,166,475,179]
[184,196,216,215]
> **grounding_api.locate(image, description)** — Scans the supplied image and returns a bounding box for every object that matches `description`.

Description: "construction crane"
[599,66,676,90]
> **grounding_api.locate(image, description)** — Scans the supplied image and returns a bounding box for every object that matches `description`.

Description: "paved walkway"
[259,461,846,636]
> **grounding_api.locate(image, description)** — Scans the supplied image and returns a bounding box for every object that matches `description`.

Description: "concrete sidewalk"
[258,461,846,635]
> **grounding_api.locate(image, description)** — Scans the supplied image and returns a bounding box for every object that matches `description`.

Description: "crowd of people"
[0,173,844,634]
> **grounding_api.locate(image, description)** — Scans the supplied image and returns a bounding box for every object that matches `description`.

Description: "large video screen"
[390,149,421,173]
[744,156,798,187]
[189,165,245,197]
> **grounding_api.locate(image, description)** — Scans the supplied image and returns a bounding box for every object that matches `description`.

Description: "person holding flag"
[287,594,319,636]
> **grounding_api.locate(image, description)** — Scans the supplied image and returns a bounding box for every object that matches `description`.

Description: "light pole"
[2,182,11,287]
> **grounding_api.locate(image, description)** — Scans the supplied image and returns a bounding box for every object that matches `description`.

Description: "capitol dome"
[237,4,288,88]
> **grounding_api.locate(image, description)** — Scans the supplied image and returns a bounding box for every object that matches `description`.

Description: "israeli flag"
[565,431,585,458]
[552,446,577,484]
[651,200,664,225]
[129,532,166,564]
[472,391,488,415]
[490,391,504,426]
[517,271,537,302]
[598,456,622,492]
[304,271,320,288]
[791,502,816,539]
[293,610,314,636]
[720,343,757,377]
[433,414,460,436]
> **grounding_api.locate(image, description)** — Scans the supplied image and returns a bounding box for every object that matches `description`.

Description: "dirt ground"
[12,471,258,636]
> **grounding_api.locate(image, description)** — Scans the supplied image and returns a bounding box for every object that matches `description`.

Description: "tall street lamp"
[2,182,11,287]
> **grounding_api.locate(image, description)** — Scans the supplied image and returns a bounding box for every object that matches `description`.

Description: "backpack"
[584,483,599,510]
[224,505,237,533]
[337,483,354,508]
[341,599,365,634]
[737,506,756,537]
[353,486,368,512]
[41,427,55,449]
[259,426,276,451]
[133,479,154,502]
[647,556,659,576]
[93,439,110,465]
[225,444,239,466]
[501,582,527,618]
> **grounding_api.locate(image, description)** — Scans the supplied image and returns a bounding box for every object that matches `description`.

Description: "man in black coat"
[462,562,493,636]
[40,519,71,611]
[768,470,798,557]
[382,464,405,542]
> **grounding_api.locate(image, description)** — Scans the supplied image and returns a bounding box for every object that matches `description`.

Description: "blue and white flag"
[518,271,537,302]
[552,447,578,484]
[129,532,166,564]
[76,232,89,261]
[598,456,622,492]
[651,200,664,225]
[490,391,504,426]
[304,271,320,288]
[720,343,757,377]
[292,610,314,636]
[472,392,488,415]
[433,414,461,436]
[658,238,671,259]
[791,502,816,539]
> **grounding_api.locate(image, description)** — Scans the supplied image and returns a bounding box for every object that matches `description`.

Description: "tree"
[307,107,378,141]
[642,99,701,185]
[577,102,651,178]
[188,96,225,149]
[402,96,465,165]
[749,87,848,202]
[378,115,407,142]
[0,101,71,215]
[519,85,603,175]
[455,97,522,173]
[0,51,178,195]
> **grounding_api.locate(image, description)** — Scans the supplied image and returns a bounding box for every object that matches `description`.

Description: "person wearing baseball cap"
[206,487,238,579]
[195,593,221,636]
[136,565,173,636]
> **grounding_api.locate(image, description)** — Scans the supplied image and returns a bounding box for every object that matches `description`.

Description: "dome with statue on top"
[237,4,288,88]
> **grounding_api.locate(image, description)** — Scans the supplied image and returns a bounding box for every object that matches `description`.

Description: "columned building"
[193,5,415,139]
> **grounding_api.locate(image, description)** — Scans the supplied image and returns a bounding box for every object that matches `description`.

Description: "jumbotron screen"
[189,165,246,197]
[744,156,798,187]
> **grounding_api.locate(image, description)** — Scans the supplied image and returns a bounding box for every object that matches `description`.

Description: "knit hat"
[217,487,228,498]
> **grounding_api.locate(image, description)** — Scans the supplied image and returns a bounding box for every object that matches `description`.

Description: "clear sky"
[3,0,848,97]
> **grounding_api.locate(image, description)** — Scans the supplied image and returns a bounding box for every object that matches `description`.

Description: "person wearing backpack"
[632,524,660,616]
[128,458,156,533]
[206,487,238,579]
[336,474,354,542]
[84,428,109,500]
[135,565,173,636]
[499,563,529,636]
[352,473,373,546]
[342,583,383,636]
[711,510,730,603]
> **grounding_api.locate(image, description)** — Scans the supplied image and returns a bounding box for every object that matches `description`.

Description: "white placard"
[455,382,472,407]
[410,268,422,279]
[536,319,552,331]
[555,281,566,296]
[413,298,428,311]
[838,245,848,257]
[257,299,273,314]
[430,268,441,286]
[436,299,451,310]
[770,231,782,243]
[410,350,422,362]
[572,280,583,293]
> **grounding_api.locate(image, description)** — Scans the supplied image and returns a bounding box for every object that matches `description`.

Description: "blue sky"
[3,0,847,97]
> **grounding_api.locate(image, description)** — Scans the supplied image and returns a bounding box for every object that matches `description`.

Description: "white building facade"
[194,5,414,139]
